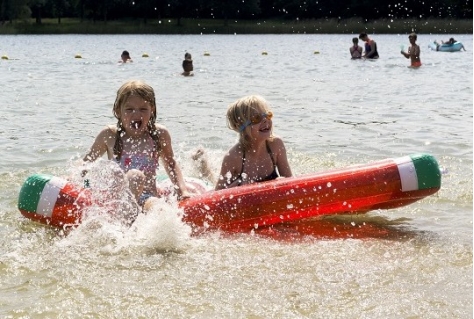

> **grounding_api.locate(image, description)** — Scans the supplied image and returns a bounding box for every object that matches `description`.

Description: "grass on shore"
[0,17,472,35]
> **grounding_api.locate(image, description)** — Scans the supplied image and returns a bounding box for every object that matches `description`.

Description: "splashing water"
[58,159,193,254]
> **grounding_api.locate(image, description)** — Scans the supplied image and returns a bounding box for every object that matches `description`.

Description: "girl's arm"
[158,128,190,199]
[273,138,292,178]
[83,126,114,162]
[215,150,241,190]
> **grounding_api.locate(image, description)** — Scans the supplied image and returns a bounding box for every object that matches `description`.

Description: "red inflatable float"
[18,153,441,233]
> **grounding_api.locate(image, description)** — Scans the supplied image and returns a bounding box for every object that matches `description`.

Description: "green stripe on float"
[410,153,441,190]
[18,174,52,214]
[36,176,67,217]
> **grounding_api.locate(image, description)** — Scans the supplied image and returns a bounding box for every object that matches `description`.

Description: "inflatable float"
[428,42,465,52]
[18,153,441,234]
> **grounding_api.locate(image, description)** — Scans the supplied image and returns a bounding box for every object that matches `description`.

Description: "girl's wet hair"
[226,95,273,151]
[112,80,161,160]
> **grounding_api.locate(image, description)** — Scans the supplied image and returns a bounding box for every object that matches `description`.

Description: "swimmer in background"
[434,38,466,51]
[350,37,363,59]
[359,32,379,59]
[119,50,133,63]
[182,52,193,76]
[442,37,457,45]
[401,33,421,68]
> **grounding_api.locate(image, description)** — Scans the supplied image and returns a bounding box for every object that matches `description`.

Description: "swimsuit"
[237,141,279,186]
[364,42,379,59]
[411,61,422,67]
[350,45,362,58]
[115,136,159,205]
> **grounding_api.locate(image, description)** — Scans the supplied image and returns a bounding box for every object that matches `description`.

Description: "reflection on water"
[254,214,426,242]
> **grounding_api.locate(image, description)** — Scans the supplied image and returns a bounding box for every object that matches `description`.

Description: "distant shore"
[0,18,472,35]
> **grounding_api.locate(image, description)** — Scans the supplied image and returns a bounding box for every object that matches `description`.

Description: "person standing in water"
[182,52,194,76]
[359,32,379,59]
[350,37,363,59]
[401,33,421,68]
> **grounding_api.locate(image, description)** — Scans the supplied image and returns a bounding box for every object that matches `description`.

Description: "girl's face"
[248,108,273,140]
[119,95,154,137]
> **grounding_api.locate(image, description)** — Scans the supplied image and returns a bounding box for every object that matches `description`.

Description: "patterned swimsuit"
[115,136,159,205]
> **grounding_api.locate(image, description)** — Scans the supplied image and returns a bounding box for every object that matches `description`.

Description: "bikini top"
[115,136,159,174]
[351,45,361,51]
[351,45,362,57]
[238,140,279,185]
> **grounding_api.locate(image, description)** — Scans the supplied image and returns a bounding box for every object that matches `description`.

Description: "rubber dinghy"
[18,153,441,233]
[428,42,464,52]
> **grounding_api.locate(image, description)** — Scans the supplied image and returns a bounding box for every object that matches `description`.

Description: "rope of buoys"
[142,53,149,58]
[314,51,320,54]
[203,51,210,56]
[1,55,9,60]
[74,54,82,59]
[261,51,268,55]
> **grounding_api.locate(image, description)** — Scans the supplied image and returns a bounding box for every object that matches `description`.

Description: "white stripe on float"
[394,156,418,192]
[36,177,67,217]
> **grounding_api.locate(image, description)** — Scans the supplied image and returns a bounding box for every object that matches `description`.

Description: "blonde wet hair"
[226,95,274,151]
[112,80,161,160]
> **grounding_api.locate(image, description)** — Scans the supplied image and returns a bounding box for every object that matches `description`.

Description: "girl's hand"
[177,191,192,201]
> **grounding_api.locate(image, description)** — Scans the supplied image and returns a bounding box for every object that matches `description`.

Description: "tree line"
[1,0,472,25]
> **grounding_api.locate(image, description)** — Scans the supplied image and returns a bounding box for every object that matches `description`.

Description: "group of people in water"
[118,50,194,76]
[349,32,379,60]
[82,80,291,212]
[350,32,422,68]
[350,32,465,68]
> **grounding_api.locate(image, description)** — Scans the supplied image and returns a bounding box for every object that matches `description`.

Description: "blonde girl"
[215,95,292,190]
[83,80,190,209]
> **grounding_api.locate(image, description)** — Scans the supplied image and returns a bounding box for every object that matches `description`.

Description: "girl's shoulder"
[227,143,243,156]
[268,135,285,146]
[267,136,286,153]
[152,123,170,137]
[153,123,167,131]
[97,125,117,138]
[105,124,117,132]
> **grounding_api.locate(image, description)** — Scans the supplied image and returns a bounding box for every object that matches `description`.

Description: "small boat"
[428,41,465,52]
[18,154,441,234]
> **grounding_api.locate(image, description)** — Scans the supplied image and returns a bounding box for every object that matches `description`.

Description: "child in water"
[182,52,193,76]
[83,80,191,210]
[215,95,292,190]
[401,33,421,68]
[119,50,133,63]
[350,37,363,59]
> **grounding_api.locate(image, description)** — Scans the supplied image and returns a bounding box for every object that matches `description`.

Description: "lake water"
[0,34,472,318]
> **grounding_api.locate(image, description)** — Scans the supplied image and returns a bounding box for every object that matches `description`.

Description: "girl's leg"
[126,169,145,203]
